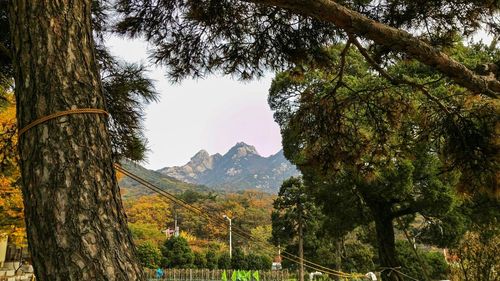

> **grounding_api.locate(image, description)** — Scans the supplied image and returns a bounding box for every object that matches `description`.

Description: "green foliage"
[128,222,165,246]
[342,238,375,274]
[115,0,497,82]
[272,177,376,273]
[245,253,264,270]
[136,242,162,269]
[205,249,218,269]
[270,43,498,196]
[267,43,499,278]
[100,51,159,161]
[271,177,318,245]
[161,236,195,268]
[194,251,207,268]
[244,253,259,270]
[218,253,232,269]
[257,255,272,270]
[395,241,449,280]
[0,4,159,162]
[180,190,206,204]
[231,248,248,270]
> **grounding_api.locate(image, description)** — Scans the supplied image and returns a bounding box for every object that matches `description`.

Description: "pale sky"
[106,30,493,170]
[106,37,283,169]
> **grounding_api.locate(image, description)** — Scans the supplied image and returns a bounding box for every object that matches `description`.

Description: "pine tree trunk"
[9,1,144,280]
[373,215,403,281]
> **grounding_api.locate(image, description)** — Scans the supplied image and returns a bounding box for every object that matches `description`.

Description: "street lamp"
[223,214,232,258]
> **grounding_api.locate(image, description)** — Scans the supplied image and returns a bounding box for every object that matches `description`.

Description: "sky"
[106,37,282,170]
[106,30,493,170]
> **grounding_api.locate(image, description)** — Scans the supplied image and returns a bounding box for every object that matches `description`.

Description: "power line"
[115,164,364,279]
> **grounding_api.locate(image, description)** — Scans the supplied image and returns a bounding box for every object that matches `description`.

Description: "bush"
[206,249,218,269]
[342,241,375,273]
[194,251,207,268]
[218,253,231,269]
[449,228,499,281]
[246,253,261,270]
[258,255,272,270]
[136,242,162,269]
[161,236,195,268]
[231,249,247,269]
[396,240,449,280]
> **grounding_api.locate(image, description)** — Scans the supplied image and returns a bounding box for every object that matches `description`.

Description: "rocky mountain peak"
[157,142,300,192]
[191,149,210,162]
[228,142,259,158]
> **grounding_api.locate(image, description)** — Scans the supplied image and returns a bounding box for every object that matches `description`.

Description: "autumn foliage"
[0,90,26,246]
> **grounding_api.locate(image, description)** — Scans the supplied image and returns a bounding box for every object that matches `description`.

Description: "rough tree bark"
[364,201,403,281]
[247,0,500,98]
[373,216,403,281]
[9,1,144,280]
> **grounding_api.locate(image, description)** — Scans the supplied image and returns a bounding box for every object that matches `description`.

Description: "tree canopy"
[115,0,499,96]
[268,43,498,280]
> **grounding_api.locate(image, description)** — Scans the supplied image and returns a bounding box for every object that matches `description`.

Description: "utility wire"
[115,164,364,279]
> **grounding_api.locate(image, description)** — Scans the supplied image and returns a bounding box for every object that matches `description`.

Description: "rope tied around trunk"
[18,108,109,137]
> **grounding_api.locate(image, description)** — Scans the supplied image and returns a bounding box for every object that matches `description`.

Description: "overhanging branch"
[245,0,500,98]
[349,35,452,114]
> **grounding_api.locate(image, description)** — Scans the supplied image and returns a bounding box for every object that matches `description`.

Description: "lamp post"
[223,214,232,258]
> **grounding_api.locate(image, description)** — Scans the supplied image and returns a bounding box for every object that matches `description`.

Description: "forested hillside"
[122,187,277,269]
[119,160,212,198]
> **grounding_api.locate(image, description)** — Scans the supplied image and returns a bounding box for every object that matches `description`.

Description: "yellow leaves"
[180,231,196,242]
[0,176,26,248]
[0,91,18,176]
[0,176,23,218]
[124,194,172,229]
[116,170,125,181]
[0,91,26,247]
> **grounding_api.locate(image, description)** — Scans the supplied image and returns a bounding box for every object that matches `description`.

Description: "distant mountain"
[157,142,300,192]
[118,160,212,198]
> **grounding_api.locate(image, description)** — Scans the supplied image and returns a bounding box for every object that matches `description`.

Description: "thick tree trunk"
[248,0,500,98]
[373,214,403,281]
[9,1,144,280]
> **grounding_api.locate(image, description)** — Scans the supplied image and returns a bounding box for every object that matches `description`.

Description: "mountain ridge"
[157,142,300,192]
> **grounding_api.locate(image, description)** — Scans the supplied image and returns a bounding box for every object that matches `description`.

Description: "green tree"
[268,44,495,280]
[341,238,375,274]
[231,248,248,269]
[161,236,195,268]
[205,249,218,269]
[194,251,208,268]
[272,177,374,275]
[218,253,232,269]
[136,242,162,269]
[258,255,272,270]
[272,177,317,278]
[245,253,262,270]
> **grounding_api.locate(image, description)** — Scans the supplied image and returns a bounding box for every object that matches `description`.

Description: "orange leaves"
[0,175,26,247]
[0,90,26,247]
[0,91,18,174]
